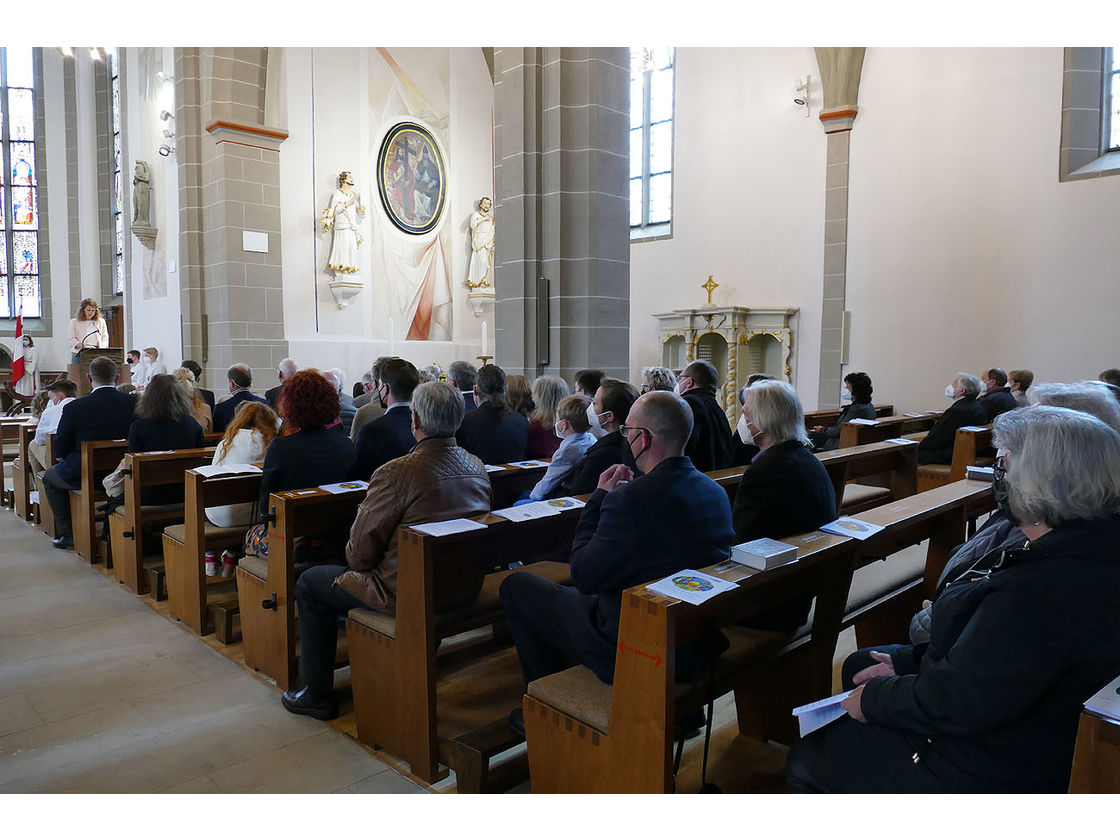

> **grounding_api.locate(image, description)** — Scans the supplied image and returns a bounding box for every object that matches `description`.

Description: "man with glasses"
[499,390,735,735]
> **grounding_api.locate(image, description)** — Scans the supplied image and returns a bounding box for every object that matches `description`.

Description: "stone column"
[814,47,866,410]
[175,48,288,390]
[492,47,630,384]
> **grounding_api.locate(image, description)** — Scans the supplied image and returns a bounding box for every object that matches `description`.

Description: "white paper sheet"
[792,689,855,737]
[29,490,39,504]
[319,480,370,495]
[411,518,488,537]
[484,465,506,473]
[491,496,585,521]
[645,569,738,605]
[958,425,989,432]
[819,517,885,541]
[1085,673,1120,720]
[903,412,925,417]
[506,459,550,469]
[848,418,880,426]
[192,463,263,477]
[883,437,919,445]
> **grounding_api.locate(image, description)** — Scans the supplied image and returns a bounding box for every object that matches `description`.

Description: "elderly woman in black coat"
[787,406,1120,793]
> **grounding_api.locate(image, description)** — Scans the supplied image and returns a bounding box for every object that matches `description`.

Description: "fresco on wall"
[368,49,453,342]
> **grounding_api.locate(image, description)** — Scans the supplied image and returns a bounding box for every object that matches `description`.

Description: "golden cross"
[701,275,719,306]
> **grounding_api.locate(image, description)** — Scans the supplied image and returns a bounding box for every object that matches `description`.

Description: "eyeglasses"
[993,455,1007,480]
[619,424,650,439]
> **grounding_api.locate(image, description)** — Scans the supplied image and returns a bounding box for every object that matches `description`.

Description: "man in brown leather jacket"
[281,381,492,720]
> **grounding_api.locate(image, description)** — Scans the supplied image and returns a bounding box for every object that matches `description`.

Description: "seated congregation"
[14,349,1120,794]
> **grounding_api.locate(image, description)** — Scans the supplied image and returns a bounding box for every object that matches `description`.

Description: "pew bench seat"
[163,520,251,545]
[840,483,891,511]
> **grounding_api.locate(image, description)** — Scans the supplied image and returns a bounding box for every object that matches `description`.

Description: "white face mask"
[841,387,852,402]
[945,384,957,399]
[554,420,569,439]
[737,414,754,445]
[586,404,605,433]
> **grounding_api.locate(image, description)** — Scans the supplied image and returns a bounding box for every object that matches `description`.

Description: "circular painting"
[376,121,447,235]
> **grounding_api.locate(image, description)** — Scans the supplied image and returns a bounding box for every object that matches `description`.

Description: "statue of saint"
[321,170,366,308]
[466,196,494,290]
[132,161,151,226]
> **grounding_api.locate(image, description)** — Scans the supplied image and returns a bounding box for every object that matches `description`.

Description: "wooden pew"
[69,439,128,564]
[33,432,57,537]
[13,421,37,522]
[899,411,941,435]
[346,507,582,785]
[1069,707,1120,793]
[522,529,858,793]
[837,414,908,448]
[804,403,894,430]
[521,479,995,792]
[108,447,216,595]
[917,425,994,492]
[163,467,263,637]
[0,416,30,508]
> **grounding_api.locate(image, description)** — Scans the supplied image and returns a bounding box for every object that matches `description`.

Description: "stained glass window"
[1,47,40,318]
[110,50,123,296]
[630,47,675,237]
[1109,47,1120,152]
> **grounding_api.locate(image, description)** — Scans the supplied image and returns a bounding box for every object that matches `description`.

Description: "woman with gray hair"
[731,380,837,629]
[639,365,677,395]
[1028,380,1120,432]
[789,405,1120,793]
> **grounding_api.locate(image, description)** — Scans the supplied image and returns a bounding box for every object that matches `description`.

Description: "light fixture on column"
[89,47,102,61]
[59,47,73,58]
[793,75,812,118]
[158,143,174,157]
[159,110,173,122]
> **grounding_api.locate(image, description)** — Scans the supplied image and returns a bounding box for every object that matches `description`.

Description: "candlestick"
[481,320,489,358]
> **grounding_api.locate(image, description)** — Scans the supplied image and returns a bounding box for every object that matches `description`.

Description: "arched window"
[630,47,675,240]
[1060,47,1120,181]
[0,47,41,318]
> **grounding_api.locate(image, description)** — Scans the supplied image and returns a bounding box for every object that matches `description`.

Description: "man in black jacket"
[677,359,733,471]
[917,372,988,465]
[455,364,528,464]
[265,357,297,410]
[552,377,639,497]
[41,356,137,549]
[447,360,478,412]
[354,358,420,479]
[500,391,734,700]
[978,367,1018,422]
[213,363,269,433]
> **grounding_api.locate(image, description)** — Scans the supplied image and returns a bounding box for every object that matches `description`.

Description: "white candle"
[388,318,395,356]
[481,320,488,358]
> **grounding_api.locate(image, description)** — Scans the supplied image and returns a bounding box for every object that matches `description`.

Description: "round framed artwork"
[376,121,448,235]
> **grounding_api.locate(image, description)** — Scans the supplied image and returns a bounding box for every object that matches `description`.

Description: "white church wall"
[124,46,183,369]
[40,49,73,373]
[279,47,493,383]
[629,48,828,407]
[846,48,1120,414]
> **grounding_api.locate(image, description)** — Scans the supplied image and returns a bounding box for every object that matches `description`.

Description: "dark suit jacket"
[554,429,631,498]
[461,391,478,412]
[213,390,269,434]
[127,416,205,505]
[682,387,734,472]
[917,396,988,465]
[354,404,415,479]
[564,456,735,681]
[979,387,1018,422]
[732,439,838,630]
[258,427,358,514]
[456,402,528,465]
[265,385,282,410]
[54,386,138,485]
[199,388,216,412]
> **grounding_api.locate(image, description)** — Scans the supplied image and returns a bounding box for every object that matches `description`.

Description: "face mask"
[841,387,852,402]
[978,381,989,394]
[554,420,568,440]
[376,384,387,409]
[586,404,607,433]
[737,414,754,445]
[627,427,650,465]
[945,385,957,399]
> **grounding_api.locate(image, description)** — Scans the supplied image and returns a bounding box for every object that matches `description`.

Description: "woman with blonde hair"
[527,374,570,458]
[173,367,213,434]
[205,400,280,528]
[507,374,533,418]
[67,298,109,362]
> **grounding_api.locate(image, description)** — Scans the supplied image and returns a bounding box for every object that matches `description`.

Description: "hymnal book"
[730,538,797,571]
[792,690,855,737]
[966,466,995,481]
[819,516,885,541]
[411,518,487,537]
[848,417,879,426]
[1084,673,1120,720]
[646,569,738,606]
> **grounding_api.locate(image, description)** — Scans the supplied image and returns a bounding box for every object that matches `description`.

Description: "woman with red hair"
[244,369,357,558]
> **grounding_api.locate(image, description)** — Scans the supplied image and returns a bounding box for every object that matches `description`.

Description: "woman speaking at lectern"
[67,298,109,363]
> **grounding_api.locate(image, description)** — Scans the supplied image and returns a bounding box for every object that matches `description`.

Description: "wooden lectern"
[68,348,128,396]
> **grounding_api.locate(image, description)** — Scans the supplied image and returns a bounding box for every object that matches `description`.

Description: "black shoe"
[507,707,526,739]
[280,688,339,721]
[52,536,74,550]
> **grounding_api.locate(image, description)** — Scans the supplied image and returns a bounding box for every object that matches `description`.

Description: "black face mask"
[376,385,387,410]
[993,472,1012,518]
